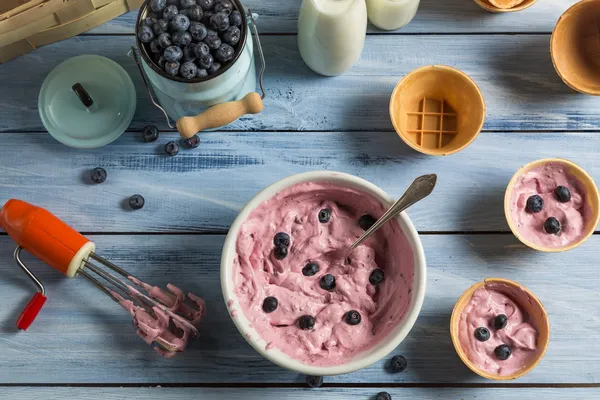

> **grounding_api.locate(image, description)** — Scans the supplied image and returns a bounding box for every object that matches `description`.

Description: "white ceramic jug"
[366,0,420,31]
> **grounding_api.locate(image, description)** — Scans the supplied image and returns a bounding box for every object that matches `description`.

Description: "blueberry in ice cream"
[273,245,288,260]
[319,273,335,290]
[318,208,331,223]
[302,262,319,276]
[555,185,571,203]
[359,214,376,230]
[526,195,543,214]
[495,344,512,361]
[298,315,316,330]
[345,310,361,325]
[369,268,384,285]
[494,314,508,330]
[474,327,490,342]
[544,217,560,235]
[262,296,278,313]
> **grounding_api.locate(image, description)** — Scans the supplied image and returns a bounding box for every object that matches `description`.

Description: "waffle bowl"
[551,0,600,95]
[473,0,537,13]
[390,65,485,156]
[450,278,550,380]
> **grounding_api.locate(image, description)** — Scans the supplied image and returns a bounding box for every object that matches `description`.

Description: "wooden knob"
[176,92,264,139]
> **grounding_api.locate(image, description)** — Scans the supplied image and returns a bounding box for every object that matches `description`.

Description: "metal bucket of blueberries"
[131,0,265,138]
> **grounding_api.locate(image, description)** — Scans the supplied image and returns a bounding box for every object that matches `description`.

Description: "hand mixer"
[0,199,205,357]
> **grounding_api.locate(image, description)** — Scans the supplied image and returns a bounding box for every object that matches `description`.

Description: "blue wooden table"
[1,0,600,398]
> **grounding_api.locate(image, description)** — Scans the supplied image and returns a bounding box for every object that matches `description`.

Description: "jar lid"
[38,55,136,149]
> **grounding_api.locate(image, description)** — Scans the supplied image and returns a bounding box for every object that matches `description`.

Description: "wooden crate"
[0,0,143,64]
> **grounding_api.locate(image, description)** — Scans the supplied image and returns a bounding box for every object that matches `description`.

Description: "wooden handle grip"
[176,92,264,139]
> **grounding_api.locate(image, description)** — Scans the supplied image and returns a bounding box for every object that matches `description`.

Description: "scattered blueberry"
[544,217,561,235]
[210,11,230,31]
[203,32,221,49]
[183,134,200,148]
[474,327,490,342]
[222,26,240,45]
[196,68,208,78]
[494,314,508,330]
[129,194,145,210]
[359,214,376,230]
[526,195,544,213]
[180,0,196,7]
[164,45,183,61]
[150,0,167,12]
[187,4,204,21]
[153,18,169,35]
[305,375,323,388]
[302,262,319,276]
[164,61,180,76]
[389,355,407,372]
[345,310,361,325]
[376,392,392,400]
[182,45,197,62]
[197,53,214,69]
[319,274,336,291]
[207,61,221,74]
[215,43,234,62]
[229,10,242,26]
[555,185,571,203]
[149,39,162,54]
[172,30,192,46]
[318,208,331,223]
[194,41,210,57]
[369,269,385,285]
[90,167,107,184]
[157,32,172,47]
[170,14,190,31]
[214,0,233,14]
[273,232,290,247]
[142,125,160,142]
[298,315,316,330]
[274,245,288,260]
[180,61,197,79]
[495,344,512,361]
[165,140,180,156]
[162,4,179,20]
[189,21,208,41]
[262,296,278,313]
[137,25,154,43]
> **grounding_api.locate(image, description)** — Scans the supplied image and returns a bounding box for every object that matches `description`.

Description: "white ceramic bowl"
[221,171,427,376]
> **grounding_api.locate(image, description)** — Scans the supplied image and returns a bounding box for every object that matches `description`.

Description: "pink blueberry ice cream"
[232,181,415,366]
[458,283,540,377]
[509,161,591,248]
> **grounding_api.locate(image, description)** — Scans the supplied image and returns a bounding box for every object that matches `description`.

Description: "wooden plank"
[0,131,598,233]
[2,387,600,399]
[0,234,598,384]
[1,35,599,132]
[86,0,580,34]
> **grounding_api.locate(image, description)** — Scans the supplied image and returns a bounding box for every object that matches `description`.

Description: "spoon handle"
[349,174,437,251]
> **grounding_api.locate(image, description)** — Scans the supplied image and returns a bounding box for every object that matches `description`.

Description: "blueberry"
[305,375,323,388]
[345,310,361,325]
[194,41,210,57]
[494,344,511,361]
[319,274,335,291]
[203,34,221,49]
[150,0,167,12]
[201,10,214,25]
[318,208,331,223]
[207,62,221,74]
[376,392,392,400]
[137,25,154,43]
[474,327,490,342]
[183,134,200,148]
[164,61,180,76]
[90,167,107,184]
[170,14,190,31]
[197,53,214,69]
[555,185,571,203]
[359,214,376,230]
[210,11,229,31]
[165,141,180,156]
[206,28,218,37]
[187,4,204,20]
[189,21,208,41]
[180,0,196,7]
[215,43,234,62]
[196,68,208,78]
[157,32,172,47]
[162,4,179,20]
[180,61,197,79]
[149,39,162,54]
[389,355,407,372]
[544,217,561,234]
[262,296,278,313]
[369,269,385,285]
[198,0,214,10]
[164,45,183,61]
[274,245,288,260]
[182,45,197,62]
[153,18,169,35]
[222,26,240,45]
[302,262,319,276]
[156,56,167,68]
[129,194,145,210]
[494,314,508,330]
[142,125,159,142]
[298,315,316,330]
[143,13,158,26]
[273,232,290,247]
[526,195,544,213]
[230,10,242,26]
[214,0,233,14]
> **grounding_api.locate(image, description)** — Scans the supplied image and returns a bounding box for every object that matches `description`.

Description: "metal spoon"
[348,174,437,254]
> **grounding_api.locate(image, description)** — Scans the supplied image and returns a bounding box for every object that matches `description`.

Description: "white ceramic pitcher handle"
[175,92,264,139]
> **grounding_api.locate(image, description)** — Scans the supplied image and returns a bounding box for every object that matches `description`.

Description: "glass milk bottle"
[366,0,420,31]
[298,0,367,76]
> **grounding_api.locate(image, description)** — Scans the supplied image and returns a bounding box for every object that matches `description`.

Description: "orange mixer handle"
[0,199,94,277]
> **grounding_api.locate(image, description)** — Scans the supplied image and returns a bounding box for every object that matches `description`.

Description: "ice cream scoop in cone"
[473,0,536,12]
[389,65,485,156]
